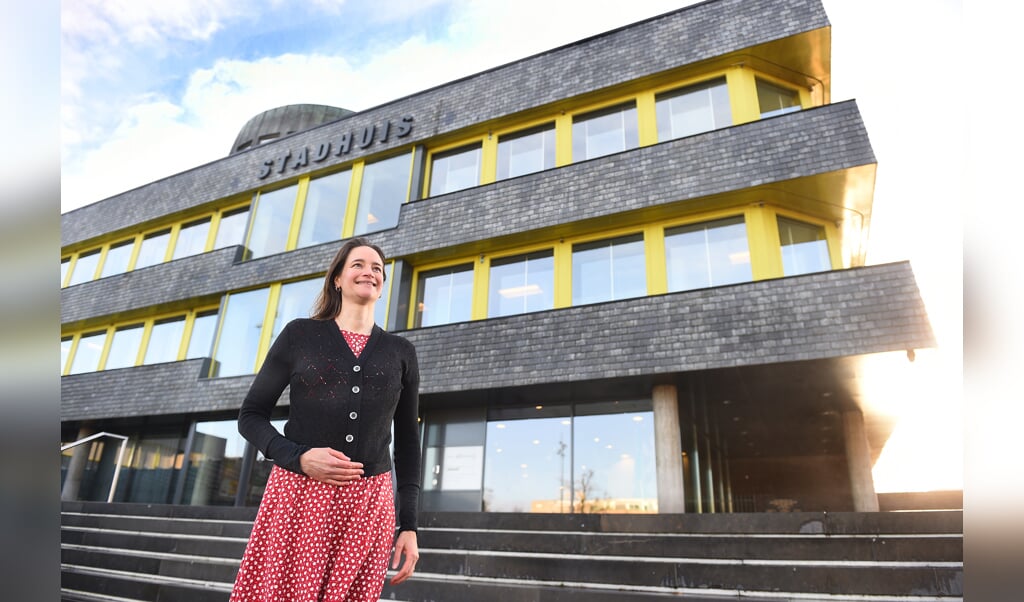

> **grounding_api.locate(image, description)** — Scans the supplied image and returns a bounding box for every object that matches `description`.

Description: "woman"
[230,238,421,601]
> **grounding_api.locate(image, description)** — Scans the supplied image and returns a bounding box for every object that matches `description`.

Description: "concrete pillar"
[652,384,685,513]
[61,425,95,501]
[843,409,879,511]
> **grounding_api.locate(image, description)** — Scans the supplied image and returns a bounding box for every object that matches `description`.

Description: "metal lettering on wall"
[257,115,414,179]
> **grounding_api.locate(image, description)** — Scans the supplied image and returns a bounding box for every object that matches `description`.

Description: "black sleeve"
[392,338,422,532]
[237,321,311,474]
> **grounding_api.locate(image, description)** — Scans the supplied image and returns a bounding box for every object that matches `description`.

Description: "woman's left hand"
[389,530,419,585]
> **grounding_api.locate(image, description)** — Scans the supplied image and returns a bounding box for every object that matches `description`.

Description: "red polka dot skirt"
[230,466,396,601]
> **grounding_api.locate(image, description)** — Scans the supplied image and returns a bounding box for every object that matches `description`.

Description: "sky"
[57,0,969,492]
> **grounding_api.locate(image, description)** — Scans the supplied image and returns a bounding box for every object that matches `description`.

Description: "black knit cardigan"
[238,318,421,532]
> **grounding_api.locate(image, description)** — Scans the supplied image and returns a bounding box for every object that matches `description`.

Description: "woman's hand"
[390,530,419,585]
[299,447,363,486]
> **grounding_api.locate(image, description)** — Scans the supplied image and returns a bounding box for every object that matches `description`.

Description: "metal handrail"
[61,432,129,503]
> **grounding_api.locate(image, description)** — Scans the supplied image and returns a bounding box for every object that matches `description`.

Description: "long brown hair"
[311,237,387,320]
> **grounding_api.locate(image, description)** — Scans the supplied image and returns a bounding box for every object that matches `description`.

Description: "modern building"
[60,0,938,518]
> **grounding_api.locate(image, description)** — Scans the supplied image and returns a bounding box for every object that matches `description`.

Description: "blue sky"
[59,0,969,491]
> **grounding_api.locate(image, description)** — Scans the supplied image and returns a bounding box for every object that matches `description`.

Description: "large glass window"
[757,79,802,118]
[415,264,474,327]
[497,124,556,180]
[245,418,287,505]
[488,251,554,318]
[422,408,487,512]
[354,154,410,235]
[247,185,298,259]
[778,217,830,276]
[61,258,70,286]
[483,405,572,513]
[656,78,731,141]
[182,420,248,506]
[69,331,107,374]
[185,311,218,359]
[114,433,185,504]
[100,240,134,278]
[211,288,270,377]
[144,317,186,365]
[172,218,211,260]
[134,230,170,270]
[430,144,481,196]
[373,262,395,329]
[573,400,656,513]
[214,207,250,250]
[572,103,638,161]
[61,337,72,374]
[272,277,321,341]
[298,170,351,249]
[572,235,646,305]
[665,217,752,291]
[104,324,144,370]
[68,250,100,286]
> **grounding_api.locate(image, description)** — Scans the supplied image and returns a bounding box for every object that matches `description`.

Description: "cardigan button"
[349,411,358,420]
[351,385,360,394]
[353,365,361,372]
[345,434,354,443]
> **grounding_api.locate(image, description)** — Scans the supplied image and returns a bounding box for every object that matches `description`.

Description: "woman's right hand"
[299,447,364,486]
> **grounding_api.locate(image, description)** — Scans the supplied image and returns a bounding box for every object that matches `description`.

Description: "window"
[757,79,802,118]
[572,400,656,513]
[247,185,298,259]
[172,218,211,260]
[182,419,248,506]
[272,277,321,342]
[185,311,218,359]
[430,144,481,196]
[488,251,554,318]
[572,103,638,161]
[373,262,395,329]
[211,288,270,377]
[354,154,410,235]
[572,235,646,305]
[144,317,186,365]
[100,240,135,278]
[67,250,100,286]
[69,331,106,375]
[61,337,73,374]
[61,258,70,286]
[214,207,250,250]
[665,217,752,291]
[104,324,144,370]
[656,78,731,141]
[497,125,556,180]
[134,230,170,270]
[484,405,571,512]
[415,264,474,327]
[778,217,830,276]
[298,170,351,249]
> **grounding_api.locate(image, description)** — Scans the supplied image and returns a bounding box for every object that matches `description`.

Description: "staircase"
[61,501,963,602]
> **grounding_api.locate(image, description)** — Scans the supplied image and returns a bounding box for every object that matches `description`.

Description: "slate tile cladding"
[61,101,873,325]
[60,0,830,247]
[61,262,933,421]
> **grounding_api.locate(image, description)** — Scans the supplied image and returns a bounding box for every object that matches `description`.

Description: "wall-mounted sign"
[257,115,414,179]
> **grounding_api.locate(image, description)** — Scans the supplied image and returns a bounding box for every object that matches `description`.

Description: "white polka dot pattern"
[230,466,396,601]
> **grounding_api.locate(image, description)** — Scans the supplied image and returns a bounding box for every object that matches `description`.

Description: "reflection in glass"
[415,264,474,327]
[211,288,269,377]
[104,325,144,370]
[488,251,554,317]
[134,231,171,270]
[665,217,752,291]
[172,218,211,260]
[497,125,556,180]
[757,79,802,118]
[572,235,646,305]
[61,258,70,286]
[115,434,184,504]
[248,186,298,259]
[246,418,287,505]
[182,420,248,505]
[214,207,250,250]
[186,311,218,359]
[374,263,394,329]
[298,170,351,249]
[68,251,100,286]
[484,410,572,513]
[61,338,72,374]
[778,217,830,276]
[354,154,410,235]
[144,317,186,365]
[100,241,135,278]
[430,145,481,196]
[572,103,638,161]
[69,331,107,374]
[272,278,321,341]
[573,402,657,513]
[656,78,731,141]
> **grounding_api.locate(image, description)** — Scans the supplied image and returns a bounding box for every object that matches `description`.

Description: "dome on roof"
[230,104,355,155]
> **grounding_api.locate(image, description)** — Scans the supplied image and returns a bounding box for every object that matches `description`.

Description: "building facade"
[60,0,935,516]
